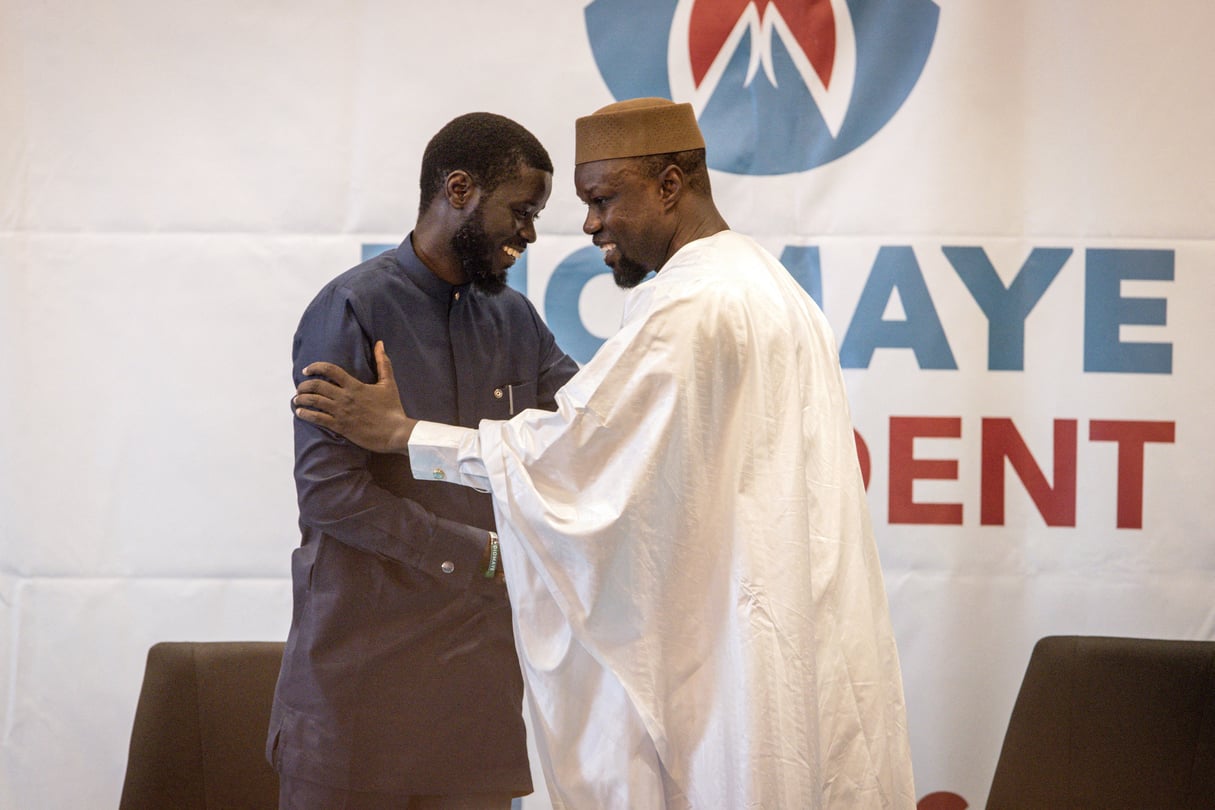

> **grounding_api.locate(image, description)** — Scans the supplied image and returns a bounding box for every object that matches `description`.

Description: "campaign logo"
[585,0,940,175]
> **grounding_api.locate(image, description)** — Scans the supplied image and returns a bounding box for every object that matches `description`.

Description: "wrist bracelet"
[483,531,500,579]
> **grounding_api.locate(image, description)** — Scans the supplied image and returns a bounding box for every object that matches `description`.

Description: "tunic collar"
[395,232,472,303]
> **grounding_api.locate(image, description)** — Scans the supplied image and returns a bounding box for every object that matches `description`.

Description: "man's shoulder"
[652,231,815,331]
[330,250,402,294]
[698,229,769,264]
[304,250,404,309]
[659,232,762,291]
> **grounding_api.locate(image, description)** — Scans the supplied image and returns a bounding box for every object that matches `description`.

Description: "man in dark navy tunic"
[267,113,578,809]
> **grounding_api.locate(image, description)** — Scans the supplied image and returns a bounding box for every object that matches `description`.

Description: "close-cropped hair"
[637,148,711,194]
[418,113,553,214]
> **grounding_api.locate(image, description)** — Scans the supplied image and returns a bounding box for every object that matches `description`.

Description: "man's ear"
[444,170,477,209]
[659,165,684,210]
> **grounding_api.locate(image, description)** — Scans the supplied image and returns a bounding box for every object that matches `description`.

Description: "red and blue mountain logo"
[585,0,939,175]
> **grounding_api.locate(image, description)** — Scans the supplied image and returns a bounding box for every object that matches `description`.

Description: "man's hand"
[294,341,416,453]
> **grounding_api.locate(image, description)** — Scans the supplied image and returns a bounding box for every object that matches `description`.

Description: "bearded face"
[450,207,508,295]
[610,252,652,289]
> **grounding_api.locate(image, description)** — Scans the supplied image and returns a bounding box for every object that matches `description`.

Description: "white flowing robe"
[408,231,915,809]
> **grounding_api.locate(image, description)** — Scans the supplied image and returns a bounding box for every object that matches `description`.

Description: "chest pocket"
[485,379,537,419]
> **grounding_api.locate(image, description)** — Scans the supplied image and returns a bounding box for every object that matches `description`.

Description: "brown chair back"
[987,635,1215,809]
[119,641,285,809]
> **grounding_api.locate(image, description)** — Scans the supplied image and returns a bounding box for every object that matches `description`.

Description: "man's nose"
[519,219,537,243]
[582,210,600,235]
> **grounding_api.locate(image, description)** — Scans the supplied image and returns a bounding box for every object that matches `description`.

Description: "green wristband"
[483,531,500,578]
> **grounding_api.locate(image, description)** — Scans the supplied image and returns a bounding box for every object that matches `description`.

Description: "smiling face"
[453,163,552,294]
[574,157,672,289]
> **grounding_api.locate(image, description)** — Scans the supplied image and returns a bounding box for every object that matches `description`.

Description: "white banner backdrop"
[2,1,1213,807]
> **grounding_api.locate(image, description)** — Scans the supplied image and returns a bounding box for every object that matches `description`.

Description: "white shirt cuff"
[409,421,489,491]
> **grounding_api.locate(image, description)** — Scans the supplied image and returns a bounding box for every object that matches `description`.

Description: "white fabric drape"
[410,232,915,808]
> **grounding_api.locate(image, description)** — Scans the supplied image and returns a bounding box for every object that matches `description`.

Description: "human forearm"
[294,415,491,579]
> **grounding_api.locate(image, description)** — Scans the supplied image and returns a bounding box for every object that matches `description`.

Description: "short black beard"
[612,254,651,289]
[451,210,508,296]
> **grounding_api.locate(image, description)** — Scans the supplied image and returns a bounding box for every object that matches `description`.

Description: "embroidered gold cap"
[575,97,705,164]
